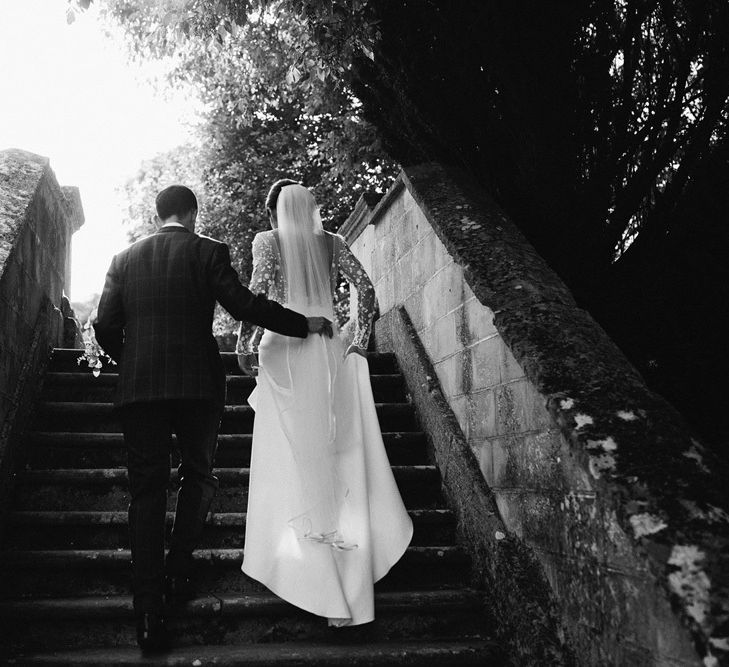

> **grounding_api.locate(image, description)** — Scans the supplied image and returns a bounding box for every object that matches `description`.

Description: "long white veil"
[276,184,333,319]
[266,183,355,552]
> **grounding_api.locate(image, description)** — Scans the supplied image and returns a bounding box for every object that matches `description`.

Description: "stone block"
[434,355,459,399]
[451,347,472,395]
[378,208,394,238]
[403,292,425,333]
[500,340,525,384]
[433,232,453,272]
[472,438,493,486]
[394,253,415,303]
[391,216,408,264]
[421,273,440,330]
[422,264,464,328]
[351,226,375,278]
[490,434,520,489]
[494,382,527,435]
[488,437,509,488]
[387,190,408,224]
[469,336,503,392]
[535,548,698,665]
[463,295,498,344]
[397,211,418,258]
[492,429,565,492]
[401,186,417,214]
[494,487,593,556]
[381,231,397,276]
[465,389,497,441]
[376,269,396,314]
[370,248,384,287]
[417,324,433,363]
[449,393,471,438]
[410,202,430,242]
[430,313,457,363]
[505,378,554,433]
[411,232,437,291]
[442,262,466,313]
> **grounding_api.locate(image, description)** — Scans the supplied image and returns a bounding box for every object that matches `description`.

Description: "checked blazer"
[94,225,308,407]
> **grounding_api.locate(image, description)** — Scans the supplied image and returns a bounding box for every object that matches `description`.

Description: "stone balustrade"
[0,148,84,513]
[340,163,729,666]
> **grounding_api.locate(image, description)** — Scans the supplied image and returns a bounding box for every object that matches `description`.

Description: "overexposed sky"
[0,0,196,301]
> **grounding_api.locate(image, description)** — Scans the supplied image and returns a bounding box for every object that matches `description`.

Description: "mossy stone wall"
[340,163,728,666]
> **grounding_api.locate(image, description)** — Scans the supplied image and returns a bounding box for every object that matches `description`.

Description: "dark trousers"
[120,399,223,614]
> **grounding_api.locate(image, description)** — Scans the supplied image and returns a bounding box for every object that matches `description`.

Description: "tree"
[99,2,396,333]
[340,0,729,448]
[82,0,729,448]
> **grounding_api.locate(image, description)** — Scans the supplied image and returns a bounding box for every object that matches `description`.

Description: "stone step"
[0,590,492,656]
[26,431,429,468]
[41,372,409,405]
[4,508,455,550]
[51,349,400,376]
[0,547,472,599]
[33,401,418,433]
[11,639,504,666]
[12,465,443,513]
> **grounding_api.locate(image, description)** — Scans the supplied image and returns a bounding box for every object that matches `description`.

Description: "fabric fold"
[241,330,413,625]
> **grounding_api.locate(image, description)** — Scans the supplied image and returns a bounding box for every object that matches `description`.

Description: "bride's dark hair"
[265,178,300,212]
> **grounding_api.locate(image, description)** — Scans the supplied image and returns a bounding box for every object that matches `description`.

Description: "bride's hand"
[306,316,334,338]
[345,344,367,358]
[237,352,259,377]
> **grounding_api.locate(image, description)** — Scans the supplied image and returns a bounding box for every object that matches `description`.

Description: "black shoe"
[136,612,170,653]
[164,573,196,606]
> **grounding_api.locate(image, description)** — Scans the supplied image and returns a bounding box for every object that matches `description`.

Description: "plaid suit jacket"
[94,226,308,406]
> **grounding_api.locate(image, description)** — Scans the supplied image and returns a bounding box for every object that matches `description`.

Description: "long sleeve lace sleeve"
[337,235,377,351]
[236,233,279,355]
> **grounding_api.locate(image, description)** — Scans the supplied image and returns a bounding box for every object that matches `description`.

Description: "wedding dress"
[236,184,413,627]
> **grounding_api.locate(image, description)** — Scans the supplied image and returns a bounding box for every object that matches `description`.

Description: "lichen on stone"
[668,545,711,626]
[459,215,481,232]
[574,413,593,429]
[616,410,638,421]
[709,637,729,651]
[586,436,618,452]
[560,398,575,410]
[683,444,710,473]
[629,512,668,537]
[588,452,616,479]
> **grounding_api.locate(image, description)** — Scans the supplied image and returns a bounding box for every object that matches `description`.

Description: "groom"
[94,185,331,652]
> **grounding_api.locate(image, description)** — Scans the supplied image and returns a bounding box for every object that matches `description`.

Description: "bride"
[235,180,413,627]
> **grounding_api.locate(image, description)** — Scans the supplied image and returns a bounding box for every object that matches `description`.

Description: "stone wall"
[340,163,729,666]
[0,148,84,514]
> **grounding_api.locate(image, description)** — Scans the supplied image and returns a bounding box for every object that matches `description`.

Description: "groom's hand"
[306,317,334,339]
[237,352,259,377]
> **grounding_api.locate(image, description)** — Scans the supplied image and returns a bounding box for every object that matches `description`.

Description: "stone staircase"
[0,349,505,665]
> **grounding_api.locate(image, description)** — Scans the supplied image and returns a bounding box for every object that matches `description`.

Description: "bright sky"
[0,0,196,302]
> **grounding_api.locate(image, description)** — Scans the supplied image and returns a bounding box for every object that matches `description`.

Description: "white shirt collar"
[161,221,186,228]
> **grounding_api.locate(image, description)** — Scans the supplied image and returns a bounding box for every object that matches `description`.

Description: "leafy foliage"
[95,1,397,333]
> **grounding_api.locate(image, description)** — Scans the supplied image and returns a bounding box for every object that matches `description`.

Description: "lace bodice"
[236,230,376,353]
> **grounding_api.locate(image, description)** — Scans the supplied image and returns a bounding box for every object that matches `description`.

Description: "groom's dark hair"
[265,178,300,212]
[156,185,198,220]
